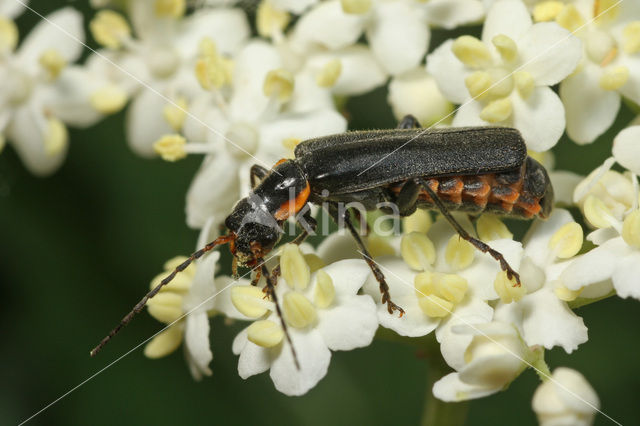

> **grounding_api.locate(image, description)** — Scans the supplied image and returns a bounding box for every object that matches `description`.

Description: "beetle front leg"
[416,178,521,285]
[326,203,405,316]
[397,114,421,129]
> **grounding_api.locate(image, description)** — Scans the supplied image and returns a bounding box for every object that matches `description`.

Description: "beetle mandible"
[91,115,553,357]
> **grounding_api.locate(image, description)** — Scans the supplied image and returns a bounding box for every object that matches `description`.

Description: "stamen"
[90,10,131,50]
[247,320,284,347]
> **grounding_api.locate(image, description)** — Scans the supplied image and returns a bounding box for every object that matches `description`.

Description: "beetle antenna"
[261,263,300,370]
[90,234,236,357]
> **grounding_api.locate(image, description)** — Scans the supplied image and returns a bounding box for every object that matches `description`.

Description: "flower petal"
[366,1,430,76]
[482,0,531,44]
[184,311,213,380]
[17,8,84,69]
[522,208,574,267]
[270,328,331,396]
[427,39,470,104]
[316,230,361,264]
[175,8,250,58]
[0,0,27,19]
[125,89,174,157]
[511,87,565,151]
[320,258,372,298]
[272,0,318,14]
[452,100,488,127]
[144,325,183,358]
[423,0,484,30]
[184,251,220,312]
[612,126,640,175]
[560,65,620,145]
[236,336,272,379]
[317,294,377,350]
[433,372,499,402]
[560,238,630,290]
[549,170,583,206]
[611,252,640,300]
[619,55,640,105]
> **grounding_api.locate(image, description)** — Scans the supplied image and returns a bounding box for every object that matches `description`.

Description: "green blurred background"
[1,1,639,425]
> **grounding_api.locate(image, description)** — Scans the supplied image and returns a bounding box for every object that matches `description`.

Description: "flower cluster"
[9,0,640,424]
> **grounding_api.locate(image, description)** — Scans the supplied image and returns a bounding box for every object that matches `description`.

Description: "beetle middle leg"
[326,203,405,316]
[416,178,521,285]
[250,164,269,188]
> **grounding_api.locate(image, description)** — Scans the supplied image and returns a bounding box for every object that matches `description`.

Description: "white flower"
[89,3,250,156]
[432,321,533,402]
[174,40,345,228]
[612,125,640,175]
[231,258,378,396]
[144,218,242,379]
[494,209,588,353]
[0,0,27,19]
[427,0,582,151]
[0,8,117,175]
[532,367,600,426]
[549,1,640,144]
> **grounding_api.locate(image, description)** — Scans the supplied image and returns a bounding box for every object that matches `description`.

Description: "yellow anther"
[368,235,396,258]
[403,210,432,234]
[555,5,584,33]
[465,71,492,100]
[401,232,436,271]
[257,0,290,38]
[554,284,583,301]
[514,71,535,99]
[494,271,526,303]
[90,85,127,115]
[282,292,316,328]
[486,68,514,98]
[549,222,583,259]
[281,244,310,290]
[480,97,512,123]
[195,38,233,90]
[44,118,68,157]
[314,269,336,308]
[230,285,271,318]
[199,37,217,58]
[282,137,301,155]
[163,97,188,131]
[247,320,284,347]
[418,294,453,318]
[154,134,187,162]
[452,36,493,69]
[593,0,620,25]
[477,215,513,241]
[90,10,131,49]
[492,34,518,63]
[623,22,640,54]
[445,235,475,270]
[144,326,183,358]
[150,256,194,293]
[39,49,67,80]
[155,0,186,18]
[0,17,18,52]
[316,59,342,88]
[440,274,469,303]
[303,254,325,273]
[600,66,629,91]
[415,271,437,297]
[622,210,640,248]
[583,195,617,229]
[341,0,372,14]
[263,69,294,102]
[533,1,565,22]
[147,292,184,323]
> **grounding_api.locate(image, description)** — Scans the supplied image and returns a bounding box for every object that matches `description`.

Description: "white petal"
[619,55,640,106]
[184,251,220,312]
[560,238,630,290]
[459,352,522,389]
[184,311,213,379]
[316,230,361,264]
[512,87,565,151]
[387,68,453,126]
[366,2,429,76]
[362,257,440,337]
[320,258,372,298]
[424,0,484,30]
[175,8,250,58]
[272,0,318,14]
[290,0,365,52]
[519,23,582,86]
[237,338,272,378]
[433,372,499,402]
[560,65,620,145]
[520,289,587,353]
[6,105,67,176]
[44,66,104,127]
[270,329,331,396]
[17,8,84,69]
[0,0,27,19]
[287,70,334,113]
[452,100,488,127]
[587,227,619,246]
[482,0,531,44]
[522,209,574,267]
[186,153,241,229]
[611,252,640,300]
[612,126,640,175]
[125,89,174,157]
[427,40,470,104]
[317,294,377,350]
[549,171,583,206]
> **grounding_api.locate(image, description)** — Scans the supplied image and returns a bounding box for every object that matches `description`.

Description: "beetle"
[91,115,553,357]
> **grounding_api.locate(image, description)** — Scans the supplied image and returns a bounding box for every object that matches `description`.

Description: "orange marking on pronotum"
[274,182,311,221]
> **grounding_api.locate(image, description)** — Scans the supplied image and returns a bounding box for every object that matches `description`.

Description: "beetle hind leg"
[416,178,521,285]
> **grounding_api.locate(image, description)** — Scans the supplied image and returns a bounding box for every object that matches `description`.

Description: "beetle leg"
[351,208,370,236]
[416,178,522,286]
[394,179,421,216]
[397,114,421,129]
[325,203,405,317]
[250,164,269,188]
